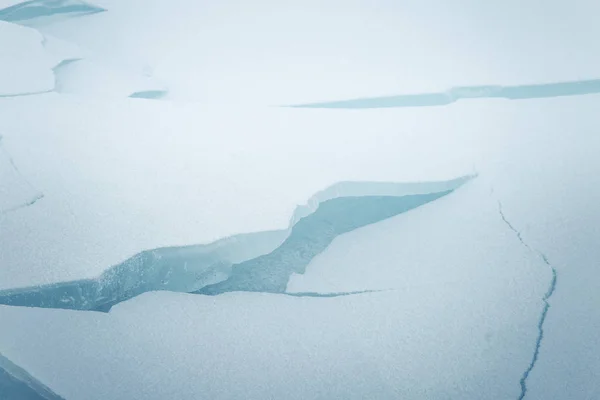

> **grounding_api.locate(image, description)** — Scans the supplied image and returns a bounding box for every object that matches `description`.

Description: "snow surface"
[1,1,600,399]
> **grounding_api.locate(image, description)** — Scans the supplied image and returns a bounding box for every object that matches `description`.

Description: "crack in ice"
[284,289,388,298]
[0,136,44,216]
[497,200,557,400]
[0,178,473,312]
[289,79,600,109]
[0,90,53,98]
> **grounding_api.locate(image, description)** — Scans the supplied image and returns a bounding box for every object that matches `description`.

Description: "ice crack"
[0,135,44,216]
[497,200,557,400]
[284,289,388,298]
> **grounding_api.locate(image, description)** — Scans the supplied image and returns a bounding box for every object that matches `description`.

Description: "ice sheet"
[27,0,600,105]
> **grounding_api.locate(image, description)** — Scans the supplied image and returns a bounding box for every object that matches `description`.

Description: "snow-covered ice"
[1,0,600,399]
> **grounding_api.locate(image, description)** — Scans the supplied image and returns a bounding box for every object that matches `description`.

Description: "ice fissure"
[290,79,600,109]
[497,200,557,400]
[0,136,44,215]
[196,192,452,296]
[0,177,471,311]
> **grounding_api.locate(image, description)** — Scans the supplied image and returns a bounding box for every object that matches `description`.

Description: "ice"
[1,1,600,397]
[23,0,600,105]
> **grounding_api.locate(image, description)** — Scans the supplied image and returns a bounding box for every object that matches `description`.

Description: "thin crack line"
[0,137,45,216]
[0,89,53,98]
[283,289,390,298]
[497,200,557,400]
